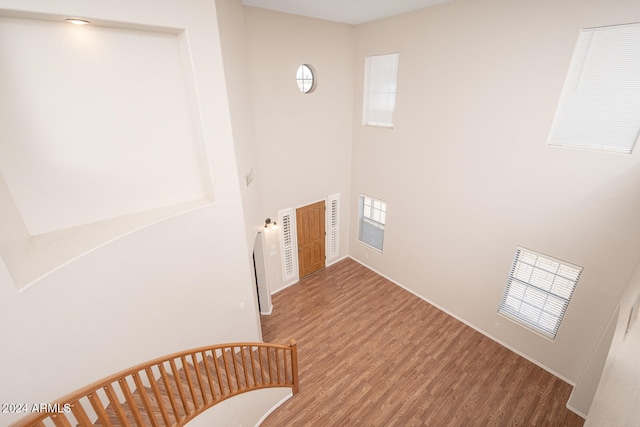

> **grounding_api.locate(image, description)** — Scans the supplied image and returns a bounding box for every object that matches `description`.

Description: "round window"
[296,64,316,93]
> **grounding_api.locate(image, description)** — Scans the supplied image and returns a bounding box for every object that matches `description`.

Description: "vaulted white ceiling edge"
[240,0,452,25]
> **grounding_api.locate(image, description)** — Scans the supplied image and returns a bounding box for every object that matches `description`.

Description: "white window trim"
[547,23,640,154]
[357,194,387,253]
[363,53,400,129]
[498,247,582,340]
[326,193,340,263]
[278,207,299,286]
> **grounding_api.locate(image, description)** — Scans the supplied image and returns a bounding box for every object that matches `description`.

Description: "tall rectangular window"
[363,53,399,128]
[499,247,582,340]
[548,23,640,154]
[327,193,340,262]
[358,195,386,252]
[278,208,297,284]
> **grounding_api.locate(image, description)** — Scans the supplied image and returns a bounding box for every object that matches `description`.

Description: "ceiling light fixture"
[65,18,91,25]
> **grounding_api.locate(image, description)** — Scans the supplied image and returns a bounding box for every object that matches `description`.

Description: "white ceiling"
[240,0,452,25]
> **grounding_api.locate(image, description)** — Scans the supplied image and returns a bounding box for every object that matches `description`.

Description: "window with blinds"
[499,247,582,340]
[358,195,386,252]
[327,194,340,262]
[547,23,640,154]
[363,53,399,128]
[278,208,297,284]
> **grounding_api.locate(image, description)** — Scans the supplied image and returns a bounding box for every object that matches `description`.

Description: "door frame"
[252,231,272,315]
[278,197,329,286]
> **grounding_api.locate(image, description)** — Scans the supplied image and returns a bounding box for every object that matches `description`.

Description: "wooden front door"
[296,200,326,278]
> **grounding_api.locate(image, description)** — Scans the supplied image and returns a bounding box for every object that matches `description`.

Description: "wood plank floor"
[260,258,585,427]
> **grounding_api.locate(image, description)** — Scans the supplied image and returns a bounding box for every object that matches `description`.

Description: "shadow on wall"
[535,162,640,416]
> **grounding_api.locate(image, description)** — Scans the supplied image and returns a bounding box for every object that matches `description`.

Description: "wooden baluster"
[180,356,199,411]
[200,351,217,401]
[69,400,93,427]
[257,347,267,386]
[266,347,273,384]
[190,353,208,406]
[87,392,113,427]
[289,339,299,394]
[50,413,72,427]
[118,378,145,427]
[104,383,131,427]
[249,345,259,388]
[158,363,180,424]
[211,349,226,396]
[240,346,250,389]
[229,346,241,391]
[169,359,190,417]
[220,348,232,393]
[132,372,160,427]
[145,367,171,426]
[275,348,282,385]
[283,348,290,385]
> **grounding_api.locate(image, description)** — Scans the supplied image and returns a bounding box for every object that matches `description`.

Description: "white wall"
[569,305,618,417]
[350,0,640,385]
[0,0,267,425]
[0,205,257,417]
[0,17,208,235]
[586,258,640,426]
[0,173,29,286]
[0,8,220,289]
[185,389,291,427]
[214,0,265,254]
[214,0,267,336]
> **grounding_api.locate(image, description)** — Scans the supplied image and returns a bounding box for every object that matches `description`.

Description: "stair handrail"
[9,339,298,427]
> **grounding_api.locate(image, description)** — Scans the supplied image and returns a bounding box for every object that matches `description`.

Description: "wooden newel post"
[288,338,299,394]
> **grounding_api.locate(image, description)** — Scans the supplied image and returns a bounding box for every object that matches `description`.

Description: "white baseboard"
[566,391,588,419]
[271,255,350,296]
[326,255,349,267]
[347,256,577,388]
[271,280,297,295]
[255,392,293,427]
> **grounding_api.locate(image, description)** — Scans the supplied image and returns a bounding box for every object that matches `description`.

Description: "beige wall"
[215,0,264,254]
[586,258,640,426]
[3,0,640,424]
[243,7,355,286]
[242,0,640,416]
[350,0,640,387]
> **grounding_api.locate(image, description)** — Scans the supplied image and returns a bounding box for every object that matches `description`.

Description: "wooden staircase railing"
[10,340,298,427]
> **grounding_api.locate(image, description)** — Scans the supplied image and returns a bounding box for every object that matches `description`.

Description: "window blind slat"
[327,194,340,261]
[278,208,297,282]
[358,195,387,252]
[363,53,399,128]
[499,248,582,339]
[548,23,640,154]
